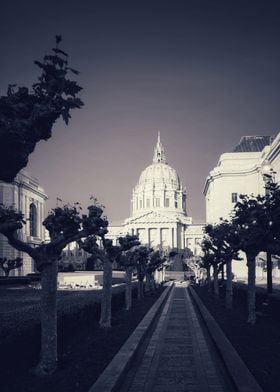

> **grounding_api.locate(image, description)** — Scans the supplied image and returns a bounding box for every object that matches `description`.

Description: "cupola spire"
[153,131,167,164]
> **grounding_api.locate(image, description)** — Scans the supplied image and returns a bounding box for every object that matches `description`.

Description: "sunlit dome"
[138,132,182,189]
[131,132,187,216]
[138,163,182,189]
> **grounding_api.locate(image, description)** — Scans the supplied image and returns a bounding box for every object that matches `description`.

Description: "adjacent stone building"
[204,135,272,223]
[204,133,280,278]
[0,169,47,275]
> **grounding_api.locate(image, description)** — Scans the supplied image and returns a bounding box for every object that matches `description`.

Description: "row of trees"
[0,38,93,375]
[0,38,167,376]
[199,182,280,325]
[0,202,167,375]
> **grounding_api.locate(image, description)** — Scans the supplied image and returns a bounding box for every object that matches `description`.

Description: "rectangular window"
[231,193,238,203]
[175,201,178,208]
[165,198,170,207]
[140,200,142,208]
[146,199,150,208]
[155,198,160,207]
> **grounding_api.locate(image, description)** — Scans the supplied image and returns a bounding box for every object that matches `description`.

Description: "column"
[158,228,161,248]
[173,226,177,249]
[180,226,184,250]
[146,228,150,247]
[171,228,174,248]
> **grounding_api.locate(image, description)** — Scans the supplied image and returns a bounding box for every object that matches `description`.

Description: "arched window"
[29,203,37,237]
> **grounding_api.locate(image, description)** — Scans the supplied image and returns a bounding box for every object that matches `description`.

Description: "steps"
[165,271,185,281]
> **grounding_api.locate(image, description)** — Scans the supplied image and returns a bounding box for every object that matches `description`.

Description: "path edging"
[189,285,264,392]
[88,282,174,392]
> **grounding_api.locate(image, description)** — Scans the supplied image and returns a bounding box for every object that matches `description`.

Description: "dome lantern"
[153,131,166,164]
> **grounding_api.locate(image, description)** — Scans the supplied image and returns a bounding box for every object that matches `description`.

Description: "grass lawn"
[193,284,280,392]
[0,285,164,392]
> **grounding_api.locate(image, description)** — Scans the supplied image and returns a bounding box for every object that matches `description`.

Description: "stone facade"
[0,169,47,275]
[203,133,280,278]
[108,133,204,255]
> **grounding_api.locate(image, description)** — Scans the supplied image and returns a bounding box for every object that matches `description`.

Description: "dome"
[138,162,181,189]
[131,132,187,216]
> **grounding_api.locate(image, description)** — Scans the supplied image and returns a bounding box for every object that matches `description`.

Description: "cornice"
[266,141,280,163]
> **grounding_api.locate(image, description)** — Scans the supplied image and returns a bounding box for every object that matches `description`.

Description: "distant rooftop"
[232,136,272,153]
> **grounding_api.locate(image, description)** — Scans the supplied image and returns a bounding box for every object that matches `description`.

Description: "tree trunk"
[161,268,164,282]
[226,259,233,310]
[125,267,133,310]
[4,269,9,277]
[99,259,112,328]
[266,251,273,294]
[151,275,157,292]
[34,260,58,375]
[246,252,256,325]
[138,279,144,300]
[206,266,211,292]
[221,264,225,281]
[213,266,219,298]
[145,273,151,294]
[162,266,165,282]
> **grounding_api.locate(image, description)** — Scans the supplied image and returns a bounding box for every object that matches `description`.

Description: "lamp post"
[261,161,276,294]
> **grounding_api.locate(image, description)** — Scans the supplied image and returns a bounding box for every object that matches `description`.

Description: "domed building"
[108,133,204,254]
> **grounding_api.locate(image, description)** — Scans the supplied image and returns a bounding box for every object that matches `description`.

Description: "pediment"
[124,211,192,225]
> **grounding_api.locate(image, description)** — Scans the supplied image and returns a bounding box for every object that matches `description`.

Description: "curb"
[189,286,264,392]
[88,282,174,392]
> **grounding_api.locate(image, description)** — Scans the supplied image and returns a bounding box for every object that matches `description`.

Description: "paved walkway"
[122,283,233,392]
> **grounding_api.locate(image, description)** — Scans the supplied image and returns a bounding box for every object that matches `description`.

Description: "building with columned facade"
[38,133,205,270]
[107,133,204,256]
[0,169,47,275]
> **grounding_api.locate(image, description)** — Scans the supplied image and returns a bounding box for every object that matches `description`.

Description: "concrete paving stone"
[160,344,192,354]
[153,387,198,392]
[163,337,189,343]
[158,360,194,370]
[124,285,234,392]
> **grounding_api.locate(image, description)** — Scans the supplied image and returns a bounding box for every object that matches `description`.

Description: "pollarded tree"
[200,232,224,298]
[118,234,141,310]
[230,193,280,324]
[184,255,201,282]
[262,181,280,293]
[145,250,166,293]
[77,231,120,328]
[200,244,215,293]
[204,222,241,309]
[0,202,108,375]
[99,238,122,328]
[134,246,153,299]
[0,35,83,182]
[78,235,101,270]
[0,257,23,277]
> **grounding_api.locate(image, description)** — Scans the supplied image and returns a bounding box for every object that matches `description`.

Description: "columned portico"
[124,133,194,250]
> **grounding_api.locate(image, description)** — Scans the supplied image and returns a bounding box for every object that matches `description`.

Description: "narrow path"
[122,283,234,392]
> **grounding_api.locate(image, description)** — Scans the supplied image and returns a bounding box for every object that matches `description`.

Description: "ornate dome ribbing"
[131,132,187,216]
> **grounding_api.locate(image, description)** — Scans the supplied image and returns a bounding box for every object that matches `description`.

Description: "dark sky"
[1,1,280,223]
